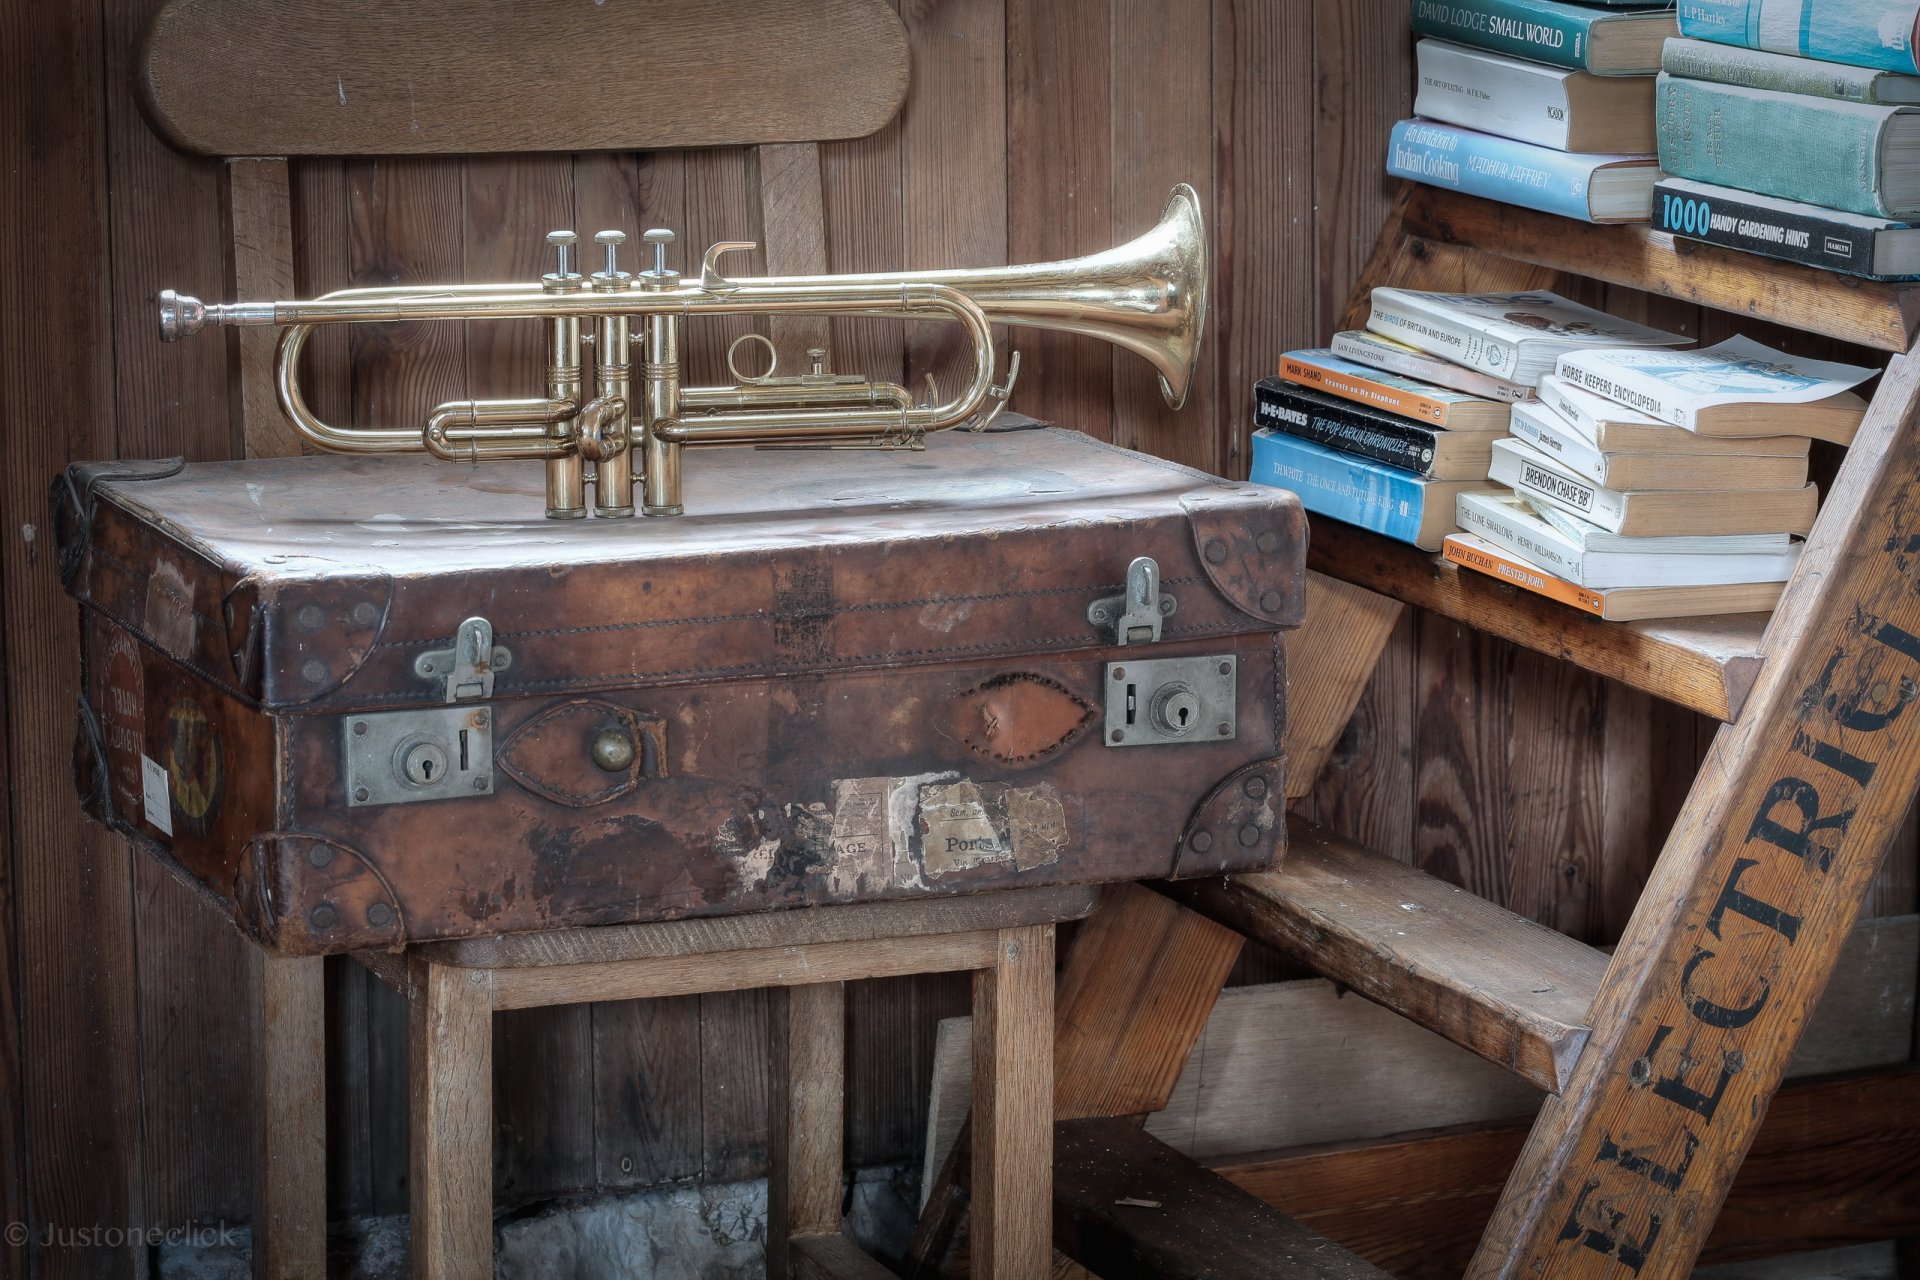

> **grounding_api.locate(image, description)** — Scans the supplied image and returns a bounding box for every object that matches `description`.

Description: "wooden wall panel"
[6,1,1914,1262]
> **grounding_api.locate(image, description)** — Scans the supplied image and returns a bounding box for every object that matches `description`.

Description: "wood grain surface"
[139,0,909,157]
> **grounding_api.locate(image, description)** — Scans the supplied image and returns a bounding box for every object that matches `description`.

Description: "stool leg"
[972,924,1054,1280]
[767,981,846,1278]
[409,958,494,1280]
[253,951,327,1280]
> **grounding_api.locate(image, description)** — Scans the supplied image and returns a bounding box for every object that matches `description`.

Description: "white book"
[1507,401,1812,491]
[1553,335,1875,445]
[1329,329,1534,403]
[1457,491,1801,590]
[1487,437,1818,536]
[1366,288,1691,387]
[1535,375,1809,456]
[1414,39,1657,153]
[1528,500,1792,555]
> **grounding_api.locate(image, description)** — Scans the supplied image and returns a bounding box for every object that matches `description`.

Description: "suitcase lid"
[59,424,1306,714]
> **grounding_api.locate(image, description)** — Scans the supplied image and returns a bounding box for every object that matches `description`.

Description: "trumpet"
[158,184,1207,519]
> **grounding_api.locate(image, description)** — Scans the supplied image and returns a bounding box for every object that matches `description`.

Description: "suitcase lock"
[343,617,510,807]
[1089,558,1236,747]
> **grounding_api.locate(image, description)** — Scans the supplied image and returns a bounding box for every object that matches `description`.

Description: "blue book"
[1679,0,1920,75]
[1386,118,1660,223]
[1411,0,1678,75]
[1248,428,1494,551]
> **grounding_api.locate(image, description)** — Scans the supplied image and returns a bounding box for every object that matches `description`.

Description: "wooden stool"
[341,885,1094,1280]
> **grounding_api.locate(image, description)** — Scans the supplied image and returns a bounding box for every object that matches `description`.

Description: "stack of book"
[1652,2,1920,279]
[1249,288,1687,551]
[1444,335,1876,620]
[1388,0,1678,222]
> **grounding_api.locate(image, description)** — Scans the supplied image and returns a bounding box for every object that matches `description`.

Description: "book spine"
[1366,297,1522,379]
[1415,41,1574,150]
[1506,405,1604,477]
[1249,430,1436,547]
[1443,537,1605,614]
[1677,0,1920,77]
[1410,0,1595,72]
[1386,119,1612,223]
[1494,444,1631,527]
[1330,332,1533,403]
[1552,360,1685,427]
[1252,382,1441,476]
[1455,498,1587,579]
[1651,180,1905,278]
[1655,73,1900,218]
[1280,351,1455,424]
[1661,36,1895,102]
[1535,377,1601,435]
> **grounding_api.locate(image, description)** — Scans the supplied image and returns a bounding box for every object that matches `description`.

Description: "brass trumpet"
[158,184,1207,519]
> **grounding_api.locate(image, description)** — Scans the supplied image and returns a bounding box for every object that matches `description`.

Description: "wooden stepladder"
[911,184,1920,1280]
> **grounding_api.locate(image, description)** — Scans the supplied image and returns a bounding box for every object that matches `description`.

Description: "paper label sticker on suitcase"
[58,426,1306,954]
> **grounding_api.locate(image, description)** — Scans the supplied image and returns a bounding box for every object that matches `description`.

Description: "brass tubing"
[641,312,682,516]
[423,398,575,462]
[591,310,634,518]
[679,381,914,412]
[546,299,586,519]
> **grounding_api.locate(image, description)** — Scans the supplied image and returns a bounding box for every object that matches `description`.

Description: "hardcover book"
[1654,73,1920,218]
[1677,0,1920,76]
[1488,437,1819,536]
[1250,428,1495,551]
[1652,177,1920,279]
[1413,0,1678,75]
[1506,399,1812,490]
[1278,347,1510,430]
[1553,334,1875,443]
[1415,39,1658,153]
[1661,35,1920,103]
[1330,329,1535,403]
[1536,375,1811,455]
[1365,288,1690,386]
[1252,378,1498,480]
[1443,532,1788,618]
[1386,118,1661,223]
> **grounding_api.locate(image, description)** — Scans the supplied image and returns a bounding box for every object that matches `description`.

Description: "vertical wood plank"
[753,143,834,369]
[346,157,467,433]
[253,950,326,1280]
[1415,617,1514,904]
[288,158,353,439]
[768,982,847,1278]
[701,988,772,1182]
[1505,653,1607,939]
[3,0,144,1272]
[820,77,905,392]
[1006,0,1112,435]
[225,159,305,459]
[1283,573,1406,806]
[1111,0,1215,469]
[1209,0,1313,479]
[682,147,760,389]
[409,960,494,1280]
[1308,611,1420,863]
[900,0,1007,409]
[972,925,1054,1280]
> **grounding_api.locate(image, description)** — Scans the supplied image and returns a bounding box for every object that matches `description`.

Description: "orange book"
[1278,349,1508,432]
[1444,534,1605,616]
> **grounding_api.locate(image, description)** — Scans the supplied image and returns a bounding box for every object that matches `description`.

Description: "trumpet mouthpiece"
[158,289,207,342]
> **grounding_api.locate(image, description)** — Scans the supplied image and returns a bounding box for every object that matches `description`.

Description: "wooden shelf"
[1308,523,1768,722]
[1392,186,1920,352]
[1163,816,1609,1095]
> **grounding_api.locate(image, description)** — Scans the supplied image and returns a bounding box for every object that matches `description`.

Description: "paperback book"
[1458,490,1800,584]
[1506,399,1812,489]
[1651,177,1920,280]
[1253,378,1497,480]
[1386,118,1661,223]
[1553,334,1875,443]
[1654,73,1920,219]
[1488,437,1819,536]
[1365,288,1690,385]
[1677,0,1920,76]
[1416,39,1658,153]
[1413,0,1678,75]
[1661,35,1920,104]
[1278,348,1509,430]
[1329,329,1535,403]
[1250,429,1494,551]
[1443,532,1788,618]
[1536,375,1811,455]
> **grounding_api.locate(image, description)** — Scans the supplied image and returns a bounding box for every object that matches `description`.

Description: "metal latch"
[344,617,511,807]
[1104,654,1237,748]
[1088,556,1177,646]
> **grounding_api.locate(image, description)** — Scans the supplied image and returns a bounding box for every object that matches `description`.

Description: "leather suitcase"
[57,424,1306,955]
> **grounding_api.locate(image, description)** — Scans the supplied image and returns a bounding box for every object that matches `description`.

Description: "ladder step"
[1163,816,1609,1094]
[1400,185,1920,352]
[1309,523,1766,722]
[788,1235,901,1280]
[1054,1117,1392,1280]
